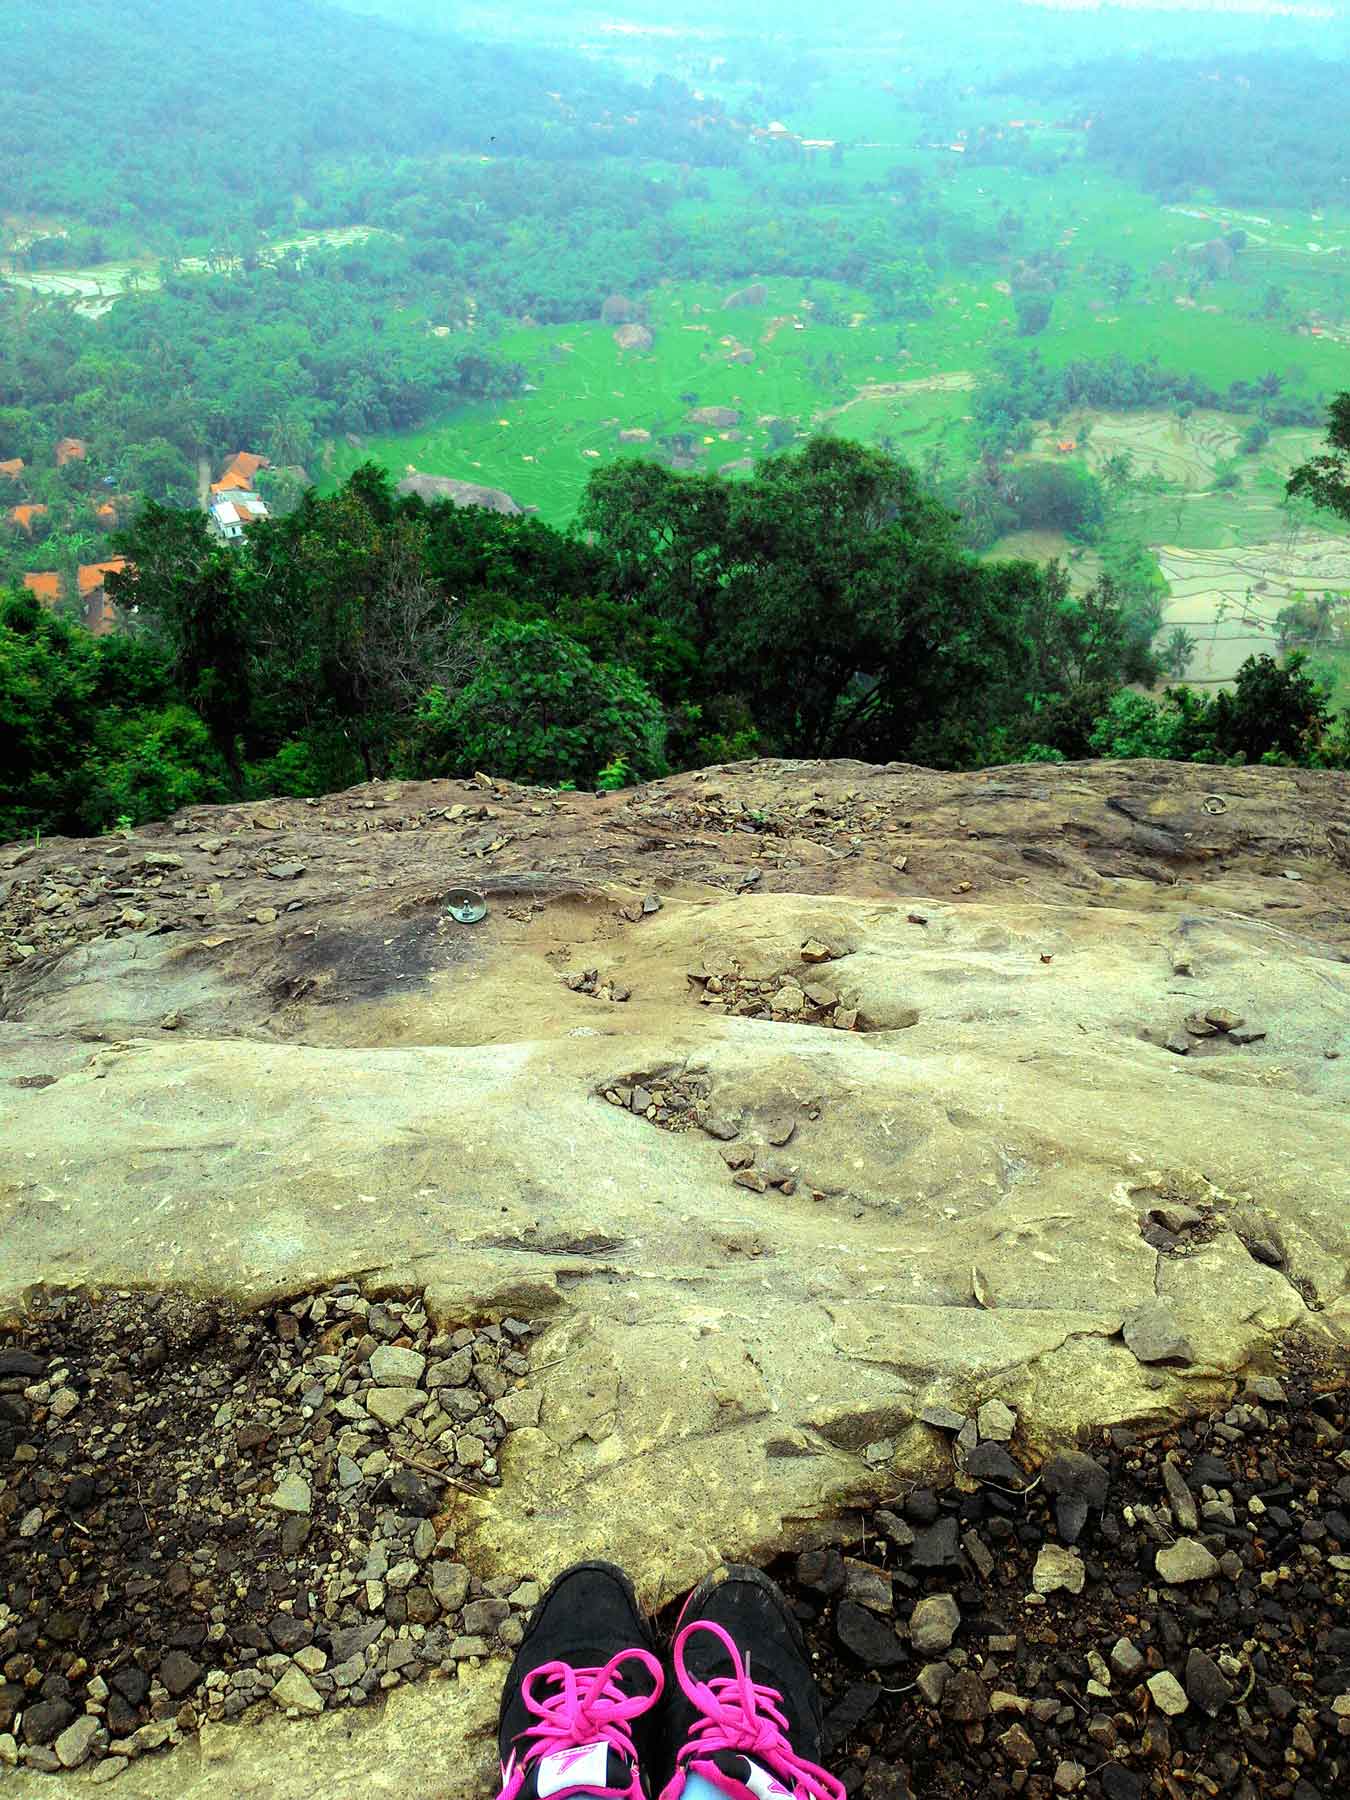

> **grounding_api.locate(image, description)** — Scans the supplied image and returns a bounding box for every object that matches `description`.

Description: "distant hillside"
[0,0,733,240]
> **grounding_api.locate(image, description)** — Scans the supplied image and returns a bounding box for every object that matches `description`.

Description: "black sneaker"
[497,1561,665,1800]
[658,1565,842,1800]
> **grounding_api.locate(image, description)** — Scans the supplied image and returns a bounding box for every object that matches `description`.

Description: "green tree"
[1287,394,1350,519]
[405,619,667,787]
[1014,292,1054,337]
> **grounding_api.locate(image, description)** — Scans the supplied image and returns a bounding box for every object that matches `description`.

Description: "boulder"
[614,324,654,353]
[395,474,520,515]
[618,428,652,444]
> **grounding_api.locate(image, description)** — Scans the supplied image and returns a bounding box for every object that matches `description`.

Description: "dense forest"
[1001,54,1350,212]
[4,424,1347,841]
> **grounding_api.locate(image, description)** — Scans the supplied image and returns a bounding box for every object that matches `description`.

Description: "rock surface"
[2,756,1349,1790]
[393,473,521,514]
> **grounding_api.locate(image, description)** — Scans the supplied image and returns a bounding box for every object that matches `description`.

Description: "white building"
[207,489,269,543]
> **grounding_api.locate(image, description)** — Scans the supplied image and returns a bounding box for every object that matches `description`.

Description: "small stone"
[1204,1008,1244,1032]
[1147,1671,1189,1716]
[916,1664,949,1707]
[909,1593,960,1655]
[1122,1303,1194,1366]
[918,1404,967,1433]
[796,1548,845,1596]
[977,1399,1017,1442]
[763,1115,796,1146]
[874,1510,915,1551]
[1053,1760,1086,1793]
[843,1559,893,1614]
[432,1561,472,1613]
[800,939,833,963]
[1185,1649,1233,1716]
[1155,1538,1219,1585]
[54,1716,104,1769]
[462,1598,511,1636]
[1110,1637,1144,1680]
[370,1345,427,1387]
[159,1651,202,1698]
[268,1473,311,1515]
[1183,1012,1220,1037]
[943,1671,990,1723]
[449,1636,489,1660]
[271,1666,324,1716]
[1100,1772,1144,1800]
[911,1517,961,1569]
[964,1441,1022,1486]
[998,1724,1037,1767]
[1032,1544,1086,1596]
[1162,1461,1199,1532]
[836,1601,905,1669]
[367,1387,424,1427]
[1246,1376,1286,1403]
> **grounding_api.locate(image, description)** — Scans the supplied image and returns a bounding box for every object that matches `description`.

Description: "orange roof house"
[211,450,269,494]
[78,559,128,637]
[56,438,88,466]
[22,571,62,606]
[0,458,25,481]
[78,557,128,599]
[8,504,48,534]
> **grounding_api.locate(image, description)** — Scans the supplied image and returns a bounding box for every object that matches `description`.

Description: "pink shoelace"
[664,1619,846,1800]
[499,1647,665,1800]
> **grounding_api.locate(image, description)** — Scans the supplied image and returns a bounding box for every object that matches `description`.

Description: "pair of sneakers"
[496,1561,843,1800]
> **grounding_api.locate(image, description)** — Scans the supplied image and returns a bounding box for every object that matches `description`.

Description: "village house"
[0,458,25,482]
[7,504,48,534]
[208,490,269,542]
[206,450,271,541]
[77,559,127,636]
[210,451,269,495]
[22,571,62,607]
[55,437,88,467]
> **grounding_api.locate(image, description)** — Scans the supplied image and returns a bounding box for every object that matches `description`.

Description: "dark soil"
[765,1338,1348,1800]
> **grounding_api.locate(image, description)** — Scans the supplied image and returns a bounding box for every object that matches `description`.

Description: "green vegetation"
[3,1,1350,841]
[4,419,1346,841]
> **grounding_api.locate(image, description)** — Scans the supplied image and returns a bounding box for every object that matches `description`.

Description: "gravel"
[1,1285,538,1778]
[770,1336,1347,1800]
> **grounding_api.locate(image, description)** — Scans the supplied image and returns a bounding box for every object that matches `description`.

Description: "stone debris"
[687,963,865,1030]
[787,1350,1346,1800]
[0,1286,537,1778]
[1031,1544,1086,1596]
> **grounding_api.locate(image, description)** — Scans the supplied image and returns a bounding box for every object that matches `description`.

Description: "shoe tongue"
[694,1752,796,1800]
[524,1741,635,1800]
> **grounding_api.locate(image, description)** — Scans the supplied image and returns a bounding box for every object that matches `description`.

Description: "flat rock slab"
[2,757,1348,1793]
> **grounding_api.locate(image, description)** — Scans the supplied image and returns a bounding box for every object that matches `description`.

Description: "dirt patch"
[1,1287,537,1777]
[757,1340,1348,1800]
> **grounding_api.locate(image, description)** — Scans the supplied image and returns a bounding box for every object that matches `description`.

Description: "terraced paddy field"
[1157,533,1350,684]
[0,226,385,315]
